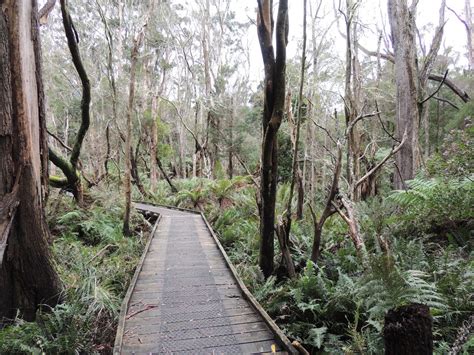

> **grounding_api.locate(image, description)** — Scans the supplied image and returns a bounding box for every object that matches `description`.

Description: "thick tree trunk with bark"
[388,0,420,189]
[0,0,60,322]
[384,303,433,355]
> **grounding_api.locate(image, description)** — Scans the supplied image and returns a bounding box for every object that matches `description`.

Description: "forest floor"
[0,169,472,353]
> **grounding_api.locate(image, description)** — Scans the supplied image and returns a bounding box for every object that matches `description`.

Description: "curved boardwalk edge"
[114,212,162,353]
[114,202,298,354]
[199,211,297,354]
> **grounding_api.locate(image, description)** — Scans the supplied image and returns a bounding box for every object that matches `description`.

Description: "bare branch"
[447,5,470,31]
[433,96,459,110]
[339,29,395,63]
[352,32,470,103]
[160,96,202,149]
[375,100,400,143]
[420,0,446,82]
[311,118,337,145]
[345,111,380,137]
[331,200,350,225]
[39,0,56,25]
[355,129,408,189]
[420,69,448,105]
[428,73,470,102]
[47,129,72,152]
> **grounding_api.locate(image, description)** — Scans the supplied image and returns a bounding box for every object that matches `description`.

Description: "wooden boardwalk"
[114,203,297,354]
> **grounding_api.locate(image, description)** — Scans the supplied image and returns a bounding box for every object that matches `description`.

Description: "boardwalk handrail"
[114,211,162,354]
[115,202,298,354]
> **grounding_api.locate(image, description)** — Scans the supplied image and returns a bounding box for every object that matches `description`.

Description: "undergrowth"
[2,145,471,353]
[0,187,148,354]
[148,171,473,354]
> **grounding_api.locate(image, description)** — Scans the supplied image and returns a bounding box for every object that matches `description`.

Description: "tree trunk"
[228,100,234,179]
[123,27,146,236]
[384,303,433,355]
[257,0,289,278]
[466,0,474,71]
[47,0,92,205]
[296,170,304,220]
[149,92,158,191]
[309,145,342,264]
[0,0,60,322]
[388,0,420,189]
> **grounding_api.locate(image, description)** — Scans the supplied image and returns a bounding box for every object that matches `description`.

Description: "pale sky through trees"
[227,0,469,88]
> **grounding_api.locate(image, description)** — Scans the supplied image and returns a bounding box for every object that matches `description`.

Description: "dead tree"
[309,143,342,264]
[276,0,307,278]
[448,1,474,71]
[309,110,407,264]
[257,0,289,278]
[388,0,422,189]
[0,0,60,322]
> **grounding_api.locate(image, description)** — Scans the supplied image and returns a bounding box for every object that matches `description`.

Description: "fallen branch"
[125,304,159,320]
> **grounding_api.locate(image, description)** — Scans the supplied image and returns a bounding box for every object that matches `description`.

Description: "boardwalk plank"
[115,204,296,354]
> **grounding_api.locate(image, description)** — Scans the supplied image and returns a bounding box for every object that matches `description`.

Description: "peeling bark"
[0,0,60,322]
[388,0,420,189]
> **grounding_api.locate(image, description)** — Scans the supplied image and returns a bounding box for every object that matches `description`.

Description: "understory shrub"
[0,188,147,353]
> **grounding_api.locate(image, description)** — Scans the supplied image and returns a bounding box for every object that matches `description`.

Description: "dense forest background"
[0,0,472,353]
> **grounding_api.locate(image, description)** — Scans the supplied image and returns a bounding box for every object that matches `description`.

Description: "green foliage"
[192,173,471,353]
[389,176,474,241]
[428,123,474,177]
[176,180,207,209]
[0,304,90,353]
[209,176,250,206]
[358,256,447,323]
[277,129,294,183]
[0,189,146,353]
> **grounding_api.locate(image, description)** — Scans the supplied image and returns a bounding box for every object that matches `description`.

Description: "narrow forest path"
[114,203,297,354]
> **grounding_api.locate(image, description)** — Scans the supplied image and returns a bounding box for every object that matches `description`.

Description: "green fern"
[388,175,474,236]
[358,255,447,322]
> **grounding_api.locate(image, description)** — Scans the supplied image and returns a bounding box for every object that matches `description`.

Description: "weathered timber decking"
[114,203,297,355]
